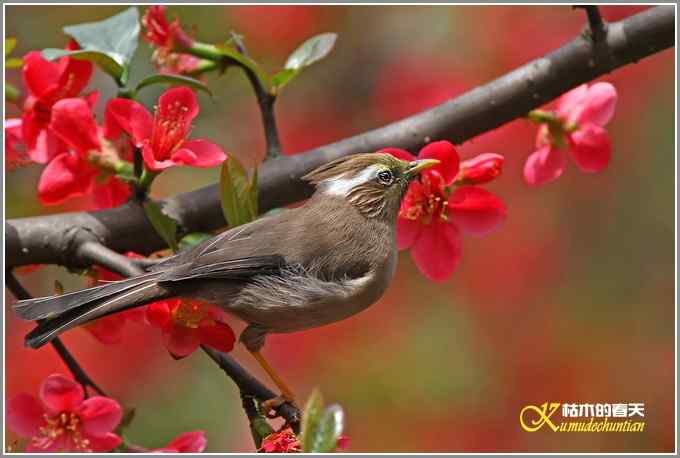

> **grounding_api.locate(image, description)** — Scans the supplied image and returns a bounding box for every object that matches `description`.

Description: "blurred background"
[4,5,675,452]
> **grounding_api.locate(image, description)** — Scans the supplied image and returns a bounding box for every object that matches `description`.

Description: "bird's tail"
[15,273,172,349]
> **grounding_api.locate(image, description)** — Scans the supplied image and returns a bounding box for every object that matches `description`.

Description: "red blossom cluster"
[6,373,207,453]
[386,141,507,281]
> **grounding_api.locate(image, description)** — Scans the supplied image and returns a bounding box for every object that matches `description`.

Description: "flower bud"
[457,153,504,185]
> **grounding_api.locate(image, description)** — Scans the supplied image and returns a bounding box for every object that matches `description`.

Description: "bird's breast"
[224,249,397,333]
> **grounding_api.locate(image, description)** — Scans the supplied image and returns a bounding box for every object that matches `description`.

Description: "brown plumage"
[16,153,438,356]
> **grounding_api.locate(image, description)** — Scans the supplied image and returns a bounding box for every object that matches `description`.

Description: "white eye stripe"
[322,165,382,197]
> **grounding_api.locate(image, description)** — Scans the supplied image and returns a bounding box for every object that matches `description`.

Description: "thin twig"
[230,31,282,160]
[5,271,107,396]
[574,5,608,42]
[202,345,301,432]
[77,241,145,277]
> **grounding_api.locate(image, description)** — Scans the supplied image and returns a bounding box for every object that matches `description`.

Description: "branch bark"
[5,6,675,270]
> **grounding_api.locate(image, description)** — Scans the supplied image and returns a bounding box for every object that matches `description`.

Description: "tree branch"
[5,271,107,396]
[575,5,608,42]
[5,6,675,270]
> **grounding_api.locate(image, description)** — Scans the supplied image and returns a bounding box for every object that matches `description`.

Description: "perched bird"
[15,152,439,403]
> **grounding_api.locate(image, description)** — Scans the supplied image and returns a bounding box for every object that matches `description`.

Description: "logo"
[520,402,646,433]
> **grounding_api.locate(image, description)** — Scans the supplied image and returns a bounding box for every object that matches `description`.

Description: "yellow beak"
[406,159,440,178]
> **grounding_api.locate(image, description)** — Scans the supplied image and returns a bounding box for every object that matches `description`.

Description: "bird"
[14,152,439,405]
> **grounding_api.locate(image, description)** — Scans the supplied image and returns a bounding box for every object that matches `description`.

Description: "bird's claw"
[259,394,296,418]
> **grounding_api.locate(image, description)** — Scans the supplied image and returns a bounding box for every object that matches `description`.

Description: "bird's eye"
[377,169,394,185]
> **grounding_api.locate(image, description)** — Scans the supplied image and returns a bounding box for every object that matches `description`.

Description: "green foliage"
[213,42,270,87]
[300,389,345,452]
[219,157,258,228]
[48,7,140,85]
[272,33,338,91]
[5,37,22,69]
[135,74,212,96]
[178,232,213,251]
[143,200,179,252]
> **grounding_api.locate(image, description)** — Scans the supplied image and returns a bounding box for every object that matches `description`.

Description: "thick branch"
[5,6,674,269]
[5,271,107,396]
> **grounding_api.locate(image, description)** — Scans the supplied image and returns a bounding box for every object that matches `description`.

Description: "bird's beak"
[406,159,440,178]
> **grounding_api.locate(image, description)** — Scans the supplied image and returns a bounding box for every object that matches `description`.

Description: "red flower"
[524,82,617,186]
[386,141,506,281]
[6,374,122,452]
[456,153,504,185]
[142,6,193,51]
[21,40,93,163]
[142,6,196,76]
[259,427,301,453]
[36,97,101,205]
[5,118,30,171]
[105,87,227,171]
[83,252,148,344]
[147,299,235,358]
[152,431,207,453]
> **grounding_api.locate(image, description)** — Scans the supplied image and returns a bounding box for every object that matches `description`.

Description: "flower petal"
[155,431,207,453]
[172,139,227,167]
[141,143,176,171]
[22,51,60,98]
[158,86,199,124]
[84,314,127,345]
[146,300,175,328]
[79,397,123,437]
[87,433,123,452]
[39,374,84,415]
[37,152,96,205]
[396,216,422,250]
[556,84,588,120]
[198,320,236,354]
[410,222,461,282]
[58,52,93,98]
[448,186,507,236]
[569,123,612,173]
[523,144,566,186]
[104,98,153,145]
[577,82,618,126]
[6,394,45,437]
[418,140,460,185]
[26,128,64,164]
[91,176,131,210]
[380,147,416,162]
[163,323,201,359]
[50,98,101,154]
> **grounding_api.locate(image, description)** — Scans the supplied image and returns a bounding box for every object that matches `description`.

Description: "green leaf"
[118,406,136,430]
[60,7,140,85]
[284,33,337,70]
[143,200,179,252]
[272,33,337,91]
[178,232,213,251]
[219,157,258,228]
[300,388,324,452]
[6,37,16,56]
[5,57,22,68]
[42,48,125,83]
[308,405,344,452]
[135,74,212,96]
[271,68,297,89]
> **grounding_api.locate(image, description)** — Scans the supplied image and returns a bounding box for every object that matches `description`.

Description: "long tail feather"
[25,281,170,349]
[14,272,162,320]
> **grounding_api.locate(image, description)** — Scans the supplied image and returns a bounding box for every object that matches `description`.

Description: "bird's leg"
[250,350,296,406]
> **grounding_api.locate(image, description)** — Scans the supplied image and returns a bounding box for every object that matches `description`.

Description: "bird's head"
[302,152,439,220]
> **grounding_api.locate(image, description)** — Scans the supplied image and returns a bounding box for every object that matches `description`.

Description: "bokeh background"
[4,5,675,452]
